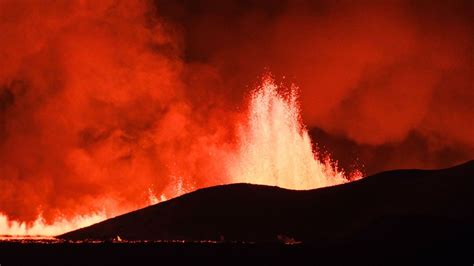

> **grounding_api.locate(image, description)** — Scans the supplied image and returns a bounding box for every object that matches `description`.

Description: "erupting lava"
[2,0,472,243]
[1,176,195,237]
[0,212,106,238]
[229,76,359,189]
[1,75,360,237]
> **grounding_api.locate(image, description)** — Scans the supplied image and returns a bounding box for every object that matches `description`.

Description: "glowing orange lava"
[0,75,361,237]
[0,212,106,238]
[1,176,195,237]
[228,75,360,189]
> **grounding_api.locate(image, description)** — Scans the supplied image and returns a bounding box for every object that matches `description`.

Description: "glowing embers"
[229,75,358,190]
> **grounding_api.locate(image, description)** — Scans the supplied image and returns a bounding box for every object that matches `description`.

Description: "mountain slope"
[59,160,474,244]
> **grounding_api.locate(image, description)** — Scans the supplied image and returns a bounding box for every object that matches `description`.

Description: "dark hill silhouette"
[59,160,474,247]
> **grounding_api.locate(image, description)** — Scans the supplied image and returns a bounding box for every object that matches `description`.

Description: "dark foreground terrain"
[61,160,474,243]
[1,161,473,265]
[0,239,472,265]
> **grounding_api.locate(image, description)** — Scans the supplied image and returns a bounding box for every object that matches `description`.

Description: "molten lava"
[229,76,358,189]
[0,212,105,238]
[0,75,360,237]
[1,176,196,237]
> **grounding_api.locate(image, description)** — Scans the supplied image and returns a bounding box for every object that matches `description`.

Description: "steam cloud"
[158,0,473,172]
[0,0,232,223]
[0,0,472,224]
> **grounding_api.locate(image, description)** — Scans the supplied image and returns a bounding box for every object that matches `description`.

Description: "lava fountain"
[0,74,360,237]
[228,75,360,189]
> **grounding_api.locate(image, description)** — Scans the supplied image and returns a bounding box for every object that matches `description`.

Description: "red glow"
[1,74,361,236]
[0,0,471,237]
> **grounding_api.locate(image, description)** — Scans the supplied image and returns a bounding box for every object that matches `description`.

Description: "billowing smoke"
[0,0,472,227]
[0,0,233,224]
[158,0,473,173]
